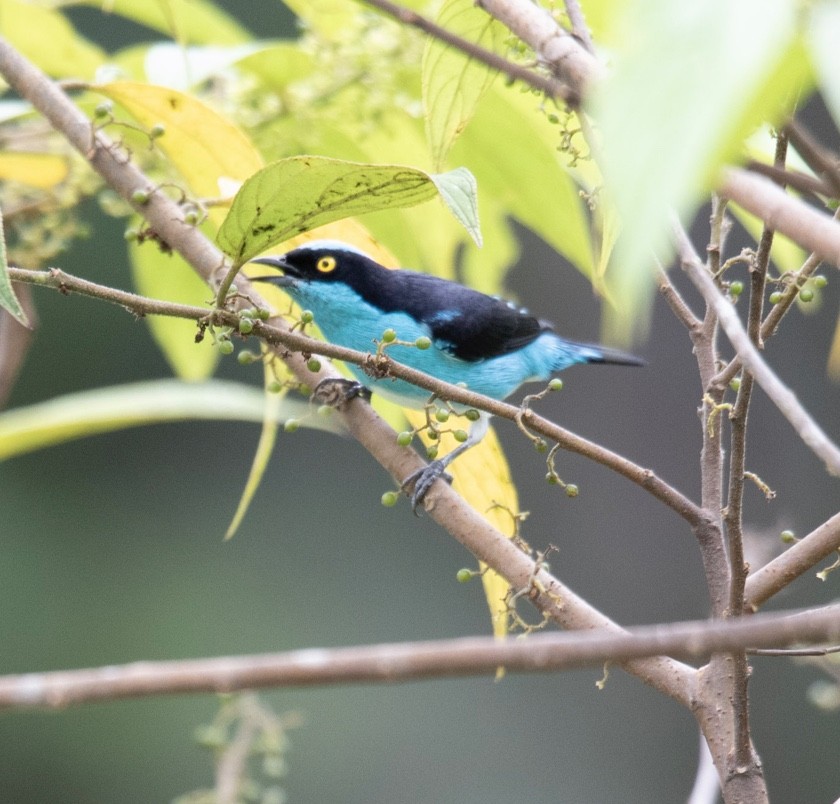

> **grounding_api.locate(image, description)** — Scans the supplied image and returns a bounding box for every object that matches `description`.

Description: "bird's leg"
[402,413,491,513]
[311,377,371,409]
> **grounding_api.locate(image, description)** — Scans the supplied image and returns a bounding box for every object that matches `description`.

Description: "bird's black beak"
[249,256,296,287]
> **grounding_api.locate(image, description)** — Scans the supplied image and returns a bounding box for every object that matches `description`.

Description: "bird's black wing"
[372,269,548,361]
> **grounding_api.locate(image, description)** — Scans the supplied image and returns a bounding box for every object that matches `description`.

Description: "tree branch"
[745,510,840,608]
[0,605,836,711]
[672,221,840,477]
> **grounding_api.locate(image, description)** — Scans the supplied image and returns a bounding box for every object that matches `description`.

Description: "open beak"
[249,256,296,287]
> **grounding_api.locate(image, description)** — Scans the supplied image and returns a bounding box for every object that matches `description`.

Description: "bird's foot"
[401,460,453,514]
[311,378,371,409]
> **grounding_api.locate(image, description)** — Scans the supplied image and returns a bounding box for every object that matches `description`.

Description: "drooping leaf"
[422,0,503,168]
[0,380,338,462]
[224,357,284,540]
[431,167,482,247]
[94,81,264,214]
[69,0,249,44]
[590,0,811,341]
[0,152,69,188]
[0,0,106,78]
[127,229,218,381]
[217,156,481,263]
[0,207,28,327]
[408,411,516,642]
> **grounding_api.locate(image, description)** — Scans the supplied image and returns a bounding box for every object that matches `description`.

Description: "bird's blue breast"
[282,279,591,407]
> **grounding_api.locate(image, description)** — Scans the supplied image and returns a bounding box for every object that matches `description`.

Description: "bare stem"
[0,605,835,711]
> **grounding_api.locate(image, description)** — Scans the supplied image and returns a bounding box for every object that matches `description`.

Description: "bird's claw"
[311,378,371,409]
[401,460,453,514]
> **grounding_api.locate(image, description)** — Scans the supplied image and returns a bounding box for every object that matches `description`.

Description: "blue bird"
[251,240,642,508]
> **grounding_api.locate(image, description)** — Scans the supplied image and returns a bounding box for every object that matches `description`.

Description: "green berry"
[237,350,257,365]
[307,357,321,372]
[257,307,271,321]
[565,483,579,498]
[729,280,744,297]
[799,288,814,303]
[238,317,254,335]
[548,378,564,391]
[464,409,481,421]
[267,380,283,394]
[131,188,150,205]
[769,291,783,304]
[183,209,199,225]
[426,445,439,460]
[93,101,112,119]
[415,336,432,350]
[300,310,314,324]
[381,328,397,343]
[534,438,548,453]
[780,529,796,543]
[456,568,474,583]
[381,490,399,507]
[123,227,139,242]
[317,404,332,417]
[149,123,166,139]
[283,418,300,433]
[427,428,440,441]
[453,429,469,443]
[239,308,255,319]
[217,339,234,355]
[435,409,450,423]
[813,275,828,289]
[396,431,413,447]
[729,377,741,392]
[546,472,560,485]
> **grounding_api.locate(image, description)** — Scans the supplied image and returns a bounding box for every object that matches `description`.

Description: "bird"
[250,240,643,509]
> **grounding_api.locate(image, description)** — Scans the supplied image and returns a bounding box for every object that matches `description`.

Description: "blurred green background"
[1,3,839,802]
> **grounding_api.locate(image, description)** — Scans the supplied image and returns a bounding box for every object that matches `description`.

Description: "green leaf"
[430,167,482,247]
[422,0,503,168]
[0,207,28,327]
[127,229,219,381]
[0,380,339,462]
[217,156,480,263]
[0,1,106,79]
[69,0,249,44]
[590,0,811,341]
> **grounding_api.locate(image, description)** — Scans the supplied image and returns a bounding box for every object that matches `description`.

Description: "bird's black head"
[250,241,382,287]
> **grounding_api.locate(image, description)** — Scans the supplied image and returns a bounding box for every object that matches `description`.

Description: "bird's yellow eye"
[317,255,337,273]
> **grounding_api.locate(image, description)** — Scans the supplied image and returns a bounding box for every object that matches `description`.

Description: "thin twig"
[0,605,835,711]
[562,0,595,54]
[672,219,840,477]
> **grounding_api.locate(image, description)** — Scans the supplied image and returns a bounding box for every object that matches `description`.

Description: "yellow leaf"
[128,229,219,381]
[95,81,264,222]
[0,152,68,188]
[407,410,516,642]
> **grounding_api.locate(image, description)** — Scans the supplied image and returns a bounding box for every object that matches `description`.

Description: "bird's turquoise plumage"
[250,240,642,508]
[251,240,640,408]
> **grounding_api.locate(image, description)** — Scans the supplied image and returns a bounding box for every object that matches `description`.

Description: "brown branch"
[562,0,595,54]
[721,167,840,267]
[672,220,840,477]
[358,0,575,103]
[744,159,830,200]
[8,265,706,531]
[782,119,840,198]
[745,510,840,609]
[0,605,836,711]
